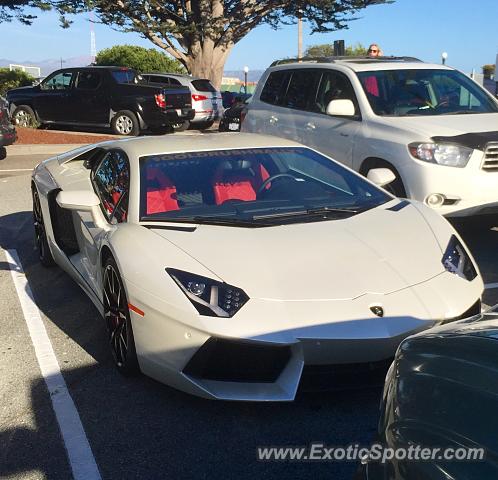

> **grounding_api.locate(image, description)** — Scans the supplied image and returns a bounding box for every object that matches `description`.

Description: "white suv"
[242,57,498,219]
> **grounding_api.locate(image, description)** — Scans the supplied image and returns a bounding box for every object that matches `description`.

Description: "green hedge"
[0,68,34,97]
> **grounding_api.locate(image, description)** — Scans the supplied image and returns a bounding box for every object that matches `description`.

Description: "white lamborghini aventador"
[31,133,483,401]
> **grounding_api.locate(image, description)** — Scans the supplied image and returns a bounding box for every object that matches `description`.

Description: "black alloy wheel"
[103,257,139,375]
[32,188,55,266]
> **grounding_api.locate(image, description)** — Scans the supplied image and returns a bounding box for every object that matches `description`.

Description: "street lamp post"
[441,52,448,65]
[243,66,249,94]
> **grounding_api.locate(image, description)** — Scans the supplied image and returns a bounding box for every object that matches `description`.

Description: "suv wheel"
[172,120,190,132]
[13,105,38,128]
[192,120,214,131]
[111,110,140,136]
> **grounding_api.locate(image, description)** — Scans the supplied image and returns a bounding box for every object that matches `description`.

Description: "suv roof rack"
[270,56,422,67]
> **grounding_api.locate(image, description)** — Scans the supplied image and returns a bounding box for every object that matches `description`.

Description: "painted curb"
[5,144,86,156]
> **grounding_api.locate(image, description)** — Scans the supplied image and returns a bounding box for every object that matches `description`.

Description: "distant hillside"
[0,57,266,83]
[0,56,94,76]
[223,70,264,83]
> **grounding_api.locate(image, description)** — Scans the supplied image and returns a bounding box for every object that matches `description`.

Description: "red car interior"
[213,161,269,204]
[146,167,179,214]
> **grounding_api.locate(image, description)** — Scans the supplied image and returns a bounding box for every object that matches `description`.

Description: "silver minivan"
[142,73,223,130]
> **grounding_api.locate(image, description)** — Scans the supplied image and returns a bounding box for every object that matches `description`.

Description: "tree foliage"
[0,1,50,24]
[0,68,34,97]
[3,1,392,88]
[482,64,495,78]
[304,42,368,57]
[95,45,185,74]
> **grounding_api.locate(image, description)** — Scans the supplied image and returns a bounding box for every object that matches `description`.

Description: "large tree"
[3,0,391,88]
[305,42,368,57]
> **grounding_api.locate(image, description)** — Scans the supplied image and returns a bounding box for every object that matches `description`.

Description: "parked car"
[141,73,222,130]
[221,91,251,109]
[359,305,498,479]
[242,57,498,222]
[218,95,251,132]
[31,133,483,400]
[6,67,194,135]
[0,96,16,153]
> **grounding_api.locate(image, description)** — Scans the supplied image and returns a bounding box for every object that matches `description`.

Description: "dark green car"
[360,305,498,479]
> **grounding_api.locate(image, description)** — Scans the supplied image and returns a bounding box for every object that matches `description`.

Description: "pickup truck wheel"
[13,105,38,128]
[111,110,140,136]
[172,120,190,132]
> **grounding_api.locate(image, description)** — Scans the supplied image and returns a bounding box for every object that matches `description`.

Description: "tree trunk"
[186,44,233,90]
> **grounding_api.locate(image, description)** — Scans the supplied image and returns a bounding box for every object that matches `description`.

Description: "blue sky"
[1,0,497,74]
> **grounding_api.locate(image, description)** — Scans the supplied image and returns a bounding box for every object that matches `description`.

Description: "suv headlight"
[409,142,473,167]
[442,235,477,281]
[167,268,249,317]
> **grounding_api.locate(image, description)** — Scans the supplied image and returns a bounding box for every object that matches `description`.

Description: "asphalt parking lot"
[1,150,497,480]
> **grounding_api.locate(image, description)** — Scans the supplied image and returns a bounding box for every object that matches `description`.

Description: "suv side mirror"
[367,168,396,188]
[326,99,355,117]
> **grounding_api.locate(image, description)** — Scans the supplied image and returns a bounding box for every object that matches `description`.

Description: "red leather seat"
[213,161,269,205]
[146,167,179,214]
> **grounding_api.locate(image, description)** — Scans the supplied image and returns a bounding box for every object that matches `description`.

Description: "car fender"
[102,223,222,327]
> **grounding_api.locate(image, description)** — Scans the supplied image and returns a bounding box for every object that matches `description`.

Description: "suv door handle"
[305,122,316,130]
[269,115,278,125]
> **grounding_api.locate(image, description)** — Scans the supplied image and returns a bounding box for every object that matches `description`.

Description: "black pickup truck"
[6,66,195,135]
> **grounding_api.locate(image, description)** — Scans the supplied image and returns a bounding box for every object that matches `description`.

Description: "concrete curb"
[5,144,86,156]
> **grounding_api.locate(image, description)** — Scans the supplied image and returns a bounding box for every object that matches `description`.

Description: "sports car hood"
[150,202,447,301]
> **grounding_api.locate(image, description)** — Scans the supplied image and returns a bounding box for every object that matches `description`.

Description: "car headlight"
[167,268,249,317]
[409,142,473,167]
[442,235,477,281]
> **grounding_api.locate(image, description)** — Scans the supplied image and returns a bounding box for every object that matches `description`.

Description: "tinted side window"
[315,70,359,115]
[76,71,101,90]
[260,70,291,106]
[93,150,130,223]
[283,70,321,111]
[169,78,182,86]
[41,71,74,91]
[149,75,170,84]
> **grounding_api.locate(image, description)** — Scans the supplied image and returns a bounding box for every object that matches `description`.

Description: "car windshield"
[357,69,498,117]
[139,147,390,227]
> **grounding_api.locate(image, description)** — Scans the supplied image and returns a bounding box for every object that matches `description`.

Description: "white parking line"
[0,168,33,172]
[485,283,498,290]
[6,249,101,480]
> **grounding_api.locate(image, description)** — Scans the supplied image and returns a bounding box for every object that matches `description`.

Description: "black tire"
[12,105,38,128]
[0,147,6,160]
[191,120,214,131]
[111,110,140,136]
[172,120,190,132]
[32,187,55,267]
[362,160,406,198]
[102,256,139,376]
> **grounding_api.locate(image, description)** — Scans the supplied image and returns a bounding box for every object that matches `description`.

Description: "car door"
[277,69,322,144]
[71,149,130,294]
[34,69,75,122]
[71,70,109,124]
[251,69,292,136]
[302,69,361,168]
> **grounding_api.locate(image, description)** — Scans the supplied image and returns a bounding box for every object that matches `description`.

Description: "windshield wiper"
[144,215,267,227]
[253,206,358,220]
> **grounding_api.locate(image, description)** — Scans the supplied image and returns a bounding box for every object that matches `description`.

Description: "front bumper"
[127,271,483,401]
[402,149,498,217]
